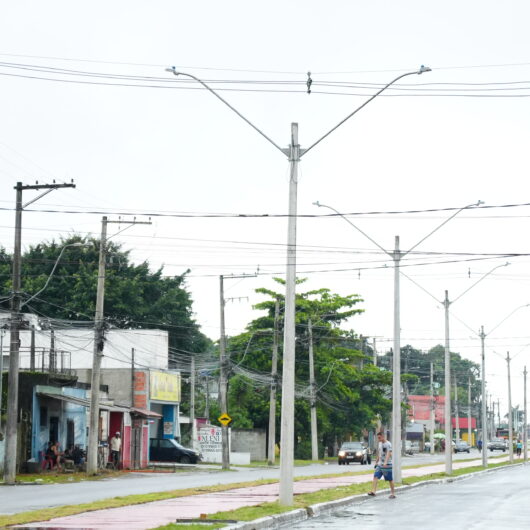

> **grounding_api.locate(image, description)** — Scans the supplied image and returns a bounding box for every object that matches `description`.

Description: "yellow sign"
[150,371,181,402]
[218,413,232,426]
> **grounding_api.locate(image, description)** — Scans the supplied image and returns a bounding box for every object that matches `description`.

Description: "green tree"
[223,279,392,458]
[0,236,212,366]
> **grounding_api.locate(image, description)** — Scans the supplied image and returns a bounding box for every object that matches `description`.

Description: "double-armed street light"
[402,261,509,473]
[313,201,481,482]
[166,64,431,504]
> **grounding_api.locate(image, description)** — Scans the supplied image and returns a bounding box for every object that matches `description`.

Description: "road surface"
[0,449,491,515]
[292,463,528,529]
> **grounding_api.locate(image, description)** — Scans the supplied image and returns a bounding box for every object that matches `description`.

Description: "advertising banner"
[150,371,181,402]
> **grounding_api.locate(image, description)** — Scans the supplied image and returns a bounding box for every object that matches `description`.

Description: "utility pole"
[507,352,514,464]
[87,217,108,475]
[30,326,35,371]
[372,337,377,366]
[0,328,4,423]
[268,300,280,465]
[497,399,500,434]
[87,216,150,475]
[131,347,135,406]
[4,180,75,484]
[50,328,56,372]
[204,373,210,421]
[392,236,403,482]
[444,290,452,475]
[278,122,300,504]
[480,326,487,467]
[454,376,460,443]
[523,366,528,462]
[219,273,256,471]
[467,378,472,447]
[190,353,196,449]
[430,361,435,454]
[308,318,318,461]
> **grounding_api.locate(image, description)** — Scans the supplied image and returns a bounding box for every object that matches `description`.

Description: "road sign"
[218,413,232,426]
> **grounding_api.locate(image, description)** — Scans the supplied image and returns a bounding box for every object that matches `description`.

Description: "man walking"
[368,431,395,499]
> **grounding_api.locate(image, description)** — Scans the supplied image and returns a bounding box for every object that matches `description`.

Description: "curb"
[226,462,526,529]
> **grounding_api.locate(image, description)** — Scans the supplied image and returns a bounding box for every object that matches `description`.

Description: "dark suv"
[149,438,201,464]
[338,442,371,465]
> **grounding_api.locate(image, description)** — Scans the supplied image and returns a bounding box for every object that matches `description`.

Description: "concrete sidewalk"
[17,456,509,529]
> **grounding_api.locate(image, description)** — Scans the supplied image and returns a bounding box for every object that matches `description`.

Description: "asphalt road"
[0,449,490,515]
[293,463,528,529]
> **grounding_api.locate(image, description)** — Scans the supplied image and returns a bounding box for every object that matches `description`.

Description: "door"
[49,416,59,444]
[131,424,142,469]
[66,419,75,450]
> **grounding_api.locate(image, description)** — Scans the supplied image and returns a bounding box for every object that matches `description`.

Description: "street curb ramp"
[226,462,526,529]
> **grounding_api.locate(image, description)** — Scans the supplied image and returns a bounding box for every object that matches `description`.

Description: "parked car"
[149,438,201,464]
[405,441,420,455]
[454,441,471,453]
[487,438,507,452]
[338,442,371,465]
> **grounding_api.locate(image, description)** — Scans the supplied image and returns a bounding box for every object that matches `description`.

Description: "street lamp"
[313,200,480,482]
[402,261,510,473]
[166,64,431,504]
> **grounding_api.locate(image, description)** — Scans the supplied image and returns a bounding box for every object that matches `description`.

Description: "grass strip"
[156,459,517,529]
[1,455,513,528]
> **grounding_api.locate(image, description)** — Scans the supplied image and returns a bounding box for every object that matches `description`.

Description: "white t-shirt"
[110,436,122,452]
[377,440,392,466]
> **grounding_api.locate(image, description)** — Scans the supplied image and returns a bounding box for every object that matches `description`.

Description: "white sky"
[1,1,530,419]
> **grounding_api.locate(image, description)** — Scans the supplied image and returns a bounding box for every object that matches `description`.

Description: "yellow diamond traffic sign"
[218,413,232,426]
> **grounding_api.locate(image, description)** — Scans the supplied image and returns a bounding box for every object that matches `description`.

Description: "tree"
[223,279,393,458]
[0,235,212,366]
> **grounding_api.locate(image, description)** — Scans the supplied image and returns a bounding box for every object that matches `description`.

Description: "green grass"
[2,455,516,529]
[156,459,518,529]
[0,469,122,485]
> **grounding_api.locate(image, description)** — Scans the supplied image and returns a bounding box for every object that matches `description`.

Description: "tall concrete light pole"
[313,201,478,481]
[166,64,431,504]
[402,260,508,474]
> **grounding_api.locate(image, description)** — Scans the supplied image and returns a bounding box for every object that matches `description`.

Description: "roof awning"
[38,392,129,412]
[130,407,162,418]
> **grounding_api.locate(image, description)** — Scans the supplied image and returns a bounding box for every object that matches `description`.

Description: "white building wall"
[17,328,169,370]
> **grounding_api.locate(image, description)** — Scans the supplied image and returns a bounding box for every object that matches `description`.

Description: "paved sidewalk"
[17,456,509,529]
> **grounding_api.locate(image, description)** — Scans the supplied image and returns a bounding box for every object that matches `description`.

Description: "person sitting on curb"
[368,431,395,499]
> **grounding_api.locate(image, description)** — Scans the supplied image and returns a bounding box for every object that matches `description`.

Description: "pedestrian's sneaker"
[389,494,396,499]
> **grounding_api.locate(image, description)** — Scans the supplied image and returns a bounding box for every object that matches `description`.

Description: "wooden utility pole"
[268,300,280,465]
[190,353,196,449]
[87,216,151,475]
[4,180,75,484]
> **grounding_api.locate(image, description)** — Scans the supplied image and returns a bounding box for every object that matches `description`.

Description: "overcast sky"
[1,1,530,418]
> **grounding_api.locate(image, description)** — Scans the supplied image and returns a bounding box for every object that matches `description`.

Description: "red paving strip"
[17,456,510,529]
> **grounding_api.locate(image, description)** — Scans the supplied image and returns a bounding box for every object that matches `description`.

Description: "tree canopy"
[0,235,211,362]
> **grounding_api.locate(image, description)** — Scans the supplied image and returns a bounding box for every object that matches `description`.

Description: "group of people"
[42,432,121,472]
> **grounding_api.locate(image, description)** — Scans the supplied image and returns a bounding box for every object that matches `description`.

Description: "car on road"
[338,442,371,465]
[488,438,507,452]
[454,441,471,453]
[405,441,420,455]
[149,438,202,464]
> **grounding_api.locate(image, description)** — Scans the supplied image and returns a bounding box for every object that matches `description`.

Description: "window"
[159,439,174,449]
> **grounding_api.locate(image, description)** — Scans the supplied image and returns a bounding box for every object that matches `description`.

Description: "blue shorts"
[374,466,393,481]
